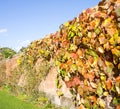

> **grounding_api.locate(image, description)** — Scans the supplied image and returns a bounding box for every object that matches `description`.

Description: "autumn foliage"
[18,0,120,108]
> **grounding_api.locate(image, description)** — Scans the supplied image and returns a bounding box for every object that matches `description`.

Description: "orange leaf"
[106,80,112,90]
[106,28,117,37]
[67,60,72,66]
[84,72,95,81]
[76,59,84,67]
[60,63,67,69]
[61,41,70,48]
[79,104,85,109]
[89,96,97,103]
[116,104,120,109]
[77,49,84,58]
[70,52,78,59]
[116,76,120,82]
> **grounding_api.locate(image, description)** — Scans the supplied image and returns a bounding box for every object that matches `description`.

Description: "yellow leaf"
[103,92,109,96]
[99,99,105,108]
[118,64,120,69]
[98,33,106,44]
[111,48,120,57]
[64,22,69,27]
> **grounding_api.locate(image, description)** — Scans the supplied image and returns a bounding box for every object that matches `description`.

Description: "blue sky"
[0,0,101,51]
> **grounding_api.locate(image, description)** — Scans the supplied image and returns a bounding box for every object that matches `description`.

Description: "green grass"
[0,91,41,109]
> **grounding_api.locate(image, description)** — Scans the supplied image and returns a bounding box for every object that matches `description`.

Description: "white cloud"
[0,29,7,33]
[15,40,31,52]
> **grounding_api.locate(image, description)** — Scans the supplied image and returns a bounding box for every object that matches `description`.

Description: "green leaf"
[69,44,77,51]
[93,104,99,109]
[109,30,119,46]
[84,99,91,108]
[97,84,103,96]
[105,61,114,73]
[113,97,120,106]
[87,49,98,58]
[95,28,101,35]
[56,78,62,89]
[68,31,75,40]
[59,69,67,79]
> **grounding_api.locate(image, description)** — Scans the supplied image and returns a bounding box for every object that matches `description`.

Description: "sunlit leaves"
[97,98,105,108]
[111,48,120,57]
[69,44,77,52]
[18,0,120,108]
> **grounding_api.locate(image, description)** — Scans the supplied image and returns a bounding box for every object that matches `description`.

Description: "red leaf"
[73,76,81,86]
[65,76,81,88]
[65,80,73,88]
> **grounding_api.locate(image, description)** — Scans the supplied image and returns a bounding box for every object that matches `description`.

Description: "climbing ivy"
[18,0,120,108]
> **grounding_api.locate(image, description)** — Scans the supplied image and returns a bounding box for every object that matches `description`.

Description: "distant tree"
[0,53,4,60]
[0,47,16,59]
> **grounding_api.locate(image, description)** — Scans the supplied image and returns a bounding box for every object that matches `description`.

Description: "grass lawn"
[0,91,41,109]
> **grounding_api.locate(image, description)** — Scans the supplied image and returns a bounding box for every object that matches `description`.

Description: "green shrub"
[0,47,16,59]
